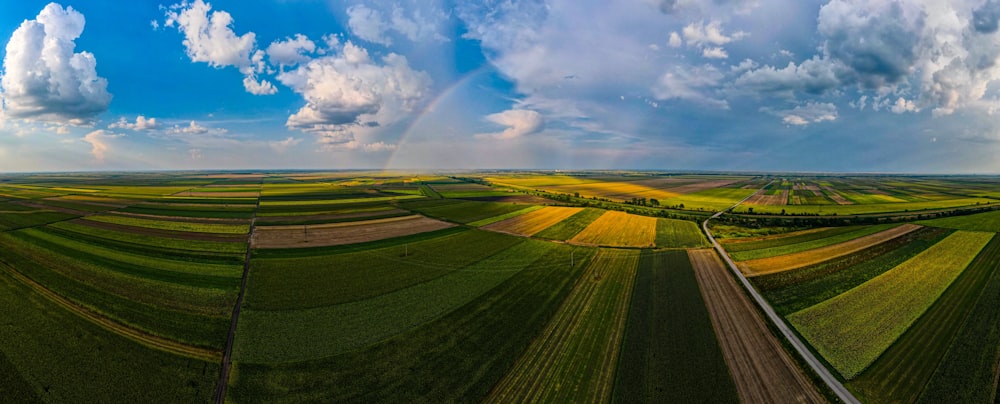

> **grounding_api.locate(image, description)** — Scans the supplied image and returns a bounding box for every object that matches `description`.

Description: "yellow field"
[483,207,583,237]
[739,224,922,276]
[570,211,657,247]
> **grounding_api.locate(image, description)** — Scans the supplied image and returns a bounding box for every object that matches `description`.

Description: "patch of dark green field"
[0,270,218,402]
[613,250,737,403]
[399,198,533,224]
[229,245,596,402]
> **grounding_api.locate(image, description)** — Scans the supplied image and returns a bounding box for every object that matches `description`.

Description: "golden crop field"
[739,224,923,276]
[570,211,657,247]
[483,207,584,237]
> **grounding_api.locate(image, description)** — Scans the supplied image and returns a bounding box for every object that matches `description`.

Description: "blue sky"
[1,0,1000,172]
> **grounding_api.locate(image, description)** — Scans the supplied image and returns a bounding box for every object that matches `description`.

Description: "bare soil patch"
[688,249,824,403]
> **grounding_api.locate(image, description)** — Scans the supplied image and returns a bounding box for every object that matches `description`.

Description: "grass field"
[399,199,538,224]
[917,209,1000,232]
[788,231,994,378]
[613,250,737,402]
[83,214,250,234]
[570,211,657,247]
[848,236,1000,403]
[733,197,995,215]
[468,205,545,227]
[654,218,707,248]
[486,249,638,403]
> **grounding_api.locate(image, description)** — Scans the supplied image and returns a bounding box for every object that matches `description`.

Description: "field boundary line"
[704,181,860,404]
[213,182,262,403]
[0,260,220,361]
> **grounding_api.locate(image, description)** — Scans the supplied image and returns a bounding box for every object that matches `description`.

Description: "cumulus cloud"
[277,40,431,147]
[0,3,111,123]
[736,57,842,95]
[891,97,918,113]
[164,0,276,95]
[474,109,545,140]
[702,47,728,59]
[82,129,121,161]
[682,20,747,47]
[109,115,159,130]
[167,120,222,135]
[764,102,838,126]
[266,34,316,67]
[668,32,682,48]
[346,2,448,46]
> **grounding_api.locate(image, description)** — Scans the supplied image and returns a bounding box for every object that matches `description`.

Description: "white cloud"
[668,32,682,48]
[702,47,728,59]
[736,57,842,95]
[242,75,278,95]
[682,20,747,47]
[346,2,448,46]
[165,0,256,71]
[165,0,276,95]
[167,120,221,135]
[474,109,545,140]
[277,40,431,147]
[891,97,918,114]
[0,3,111,123]
[347,4,391,45]
[266,34,316,67]
[82,129,121,161]
[361,141,397,152]
[764,102,838,126]
[109,115,159,130]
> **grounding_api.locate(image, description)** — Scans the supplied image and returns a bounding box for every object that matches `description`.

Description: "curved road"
[702,182,860,404]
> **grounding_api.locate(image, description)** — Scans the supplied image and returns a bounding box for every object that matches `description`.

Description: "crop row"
[486,249,638,403]
[229,243,595,401]
[788,230,994,378]
[729,223,897,261]
[613,250,737,402]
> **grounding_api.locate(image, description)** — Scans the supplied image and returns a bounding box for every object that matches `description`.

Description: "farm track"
[0,260,220,361]
[706,183,860,404]
[689,249,825,403]
[213,187,262,403]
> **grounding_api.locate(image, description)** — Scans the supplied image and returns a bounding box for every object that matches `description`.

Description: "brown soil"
[253,215,455,248]
[72,219,248,242]
[688,249,825,404]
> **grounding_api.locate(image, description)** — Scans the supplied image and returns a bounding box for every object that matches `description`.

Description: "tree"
[649,198,659,206]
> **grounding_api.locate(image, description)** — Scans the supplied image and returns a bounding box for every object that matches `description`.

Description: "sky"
[1,0,1000,173]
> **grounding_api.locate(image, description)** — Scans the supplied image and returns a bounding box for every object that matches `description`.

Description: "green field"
[613,250,737,402]
[229,244,596,401]
[533,207,604,240]
[236,237,558,363]
[83,214,251,234]
[400,199,538,224]
[788,231,994,378]
[467,205,544,227]
[849,236,1000,403]
[654,218,707,248]
[734,197,995,215]
[917,209,1000,232]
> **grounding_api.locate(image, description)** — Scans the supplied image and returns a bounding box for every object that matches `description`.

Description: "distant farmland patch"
[253,215,455,248]
[482,206,582,236]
